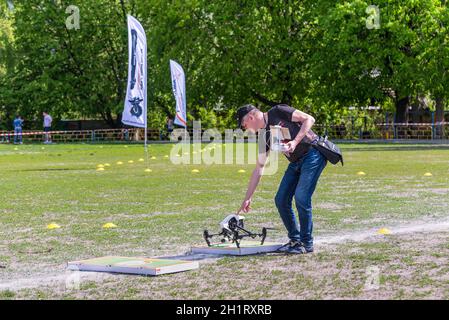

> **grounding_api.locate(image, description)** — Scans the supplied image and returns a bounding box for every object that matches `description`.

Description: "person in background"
[13,115,24,144]
[121,127,129,141]
[166,116,174,140]
[43,111,53,144]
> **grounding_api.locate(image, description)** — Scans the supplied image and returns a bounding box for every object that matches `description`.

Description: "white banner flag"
[122,15,147,128]
[170,60,187,127]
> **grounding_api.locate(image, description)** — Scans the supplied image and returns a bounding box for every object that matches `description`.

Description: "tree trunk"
[410,102,419,123]
[394,96,410,123]
[115,113,123,128]
[435,97,445,139]
[101,110,117,128]
[251,90,281,107]
[281,89,293,105]
[435,97,444,122]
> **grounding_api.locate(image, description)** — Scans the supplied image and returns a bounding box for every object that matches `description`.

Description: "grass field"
[0,142,448,300]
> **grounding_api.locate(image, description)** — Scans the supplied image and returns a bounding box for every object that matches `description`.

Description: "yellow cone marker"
[357,171,366,176]
[238,169,246,173]
[14,147,18,151]
[128,160,134,164]
[47,223,61,230]
[164,155,169,158]
[97,164,104,168]
[41,147,45,150]
[191,169,200,173]
[96,167,105,172]
[138,158,144,162]
[377,228,392,235]
[102,223,117,229]
[104,163,111,167]
[150,156,156,160]
[424,172,432,177]
[117,161,123,165]
[144,168,152,173]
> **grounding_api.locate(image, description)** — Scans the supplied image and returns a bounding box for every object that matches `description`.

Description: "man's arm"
[237,153,268,214]
[285,110,315,153]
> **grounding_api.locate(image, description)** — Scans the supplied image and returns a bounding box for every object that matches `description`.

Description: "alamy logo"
[364,266,380,290]
[65,5,80,30]
[366,5,380,30]
[169,121,280,175]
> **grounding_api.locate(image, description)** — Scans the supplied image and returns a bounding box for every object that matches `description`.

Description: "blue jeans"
[274,147,327,247]
[14,128,22,144]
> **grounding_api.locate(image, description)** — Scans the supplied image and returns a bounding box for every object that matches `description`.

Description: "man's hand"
[237,199,252,214]
[284,140,299,153]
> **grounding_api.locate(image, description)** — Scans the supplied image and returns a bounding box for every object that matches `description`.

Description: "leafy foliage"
[0,0,447,129]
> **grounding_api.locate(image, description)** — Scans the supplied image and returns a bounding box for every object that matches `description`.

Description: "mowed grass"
[0,143,448,299]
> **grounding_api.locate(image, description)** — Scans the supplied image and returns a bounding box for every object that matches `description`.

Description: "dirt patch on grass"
[386,191,420,198]
[315,202,352,211]
[429,188,449,195]
[315,218,449,245]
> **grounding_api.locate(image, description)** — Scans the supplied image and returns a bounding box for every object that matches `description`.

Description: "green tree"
[0,0,16,127]
[309,0,446,123]
[421,0,449,123]
[2,0,447,131]
[4,0,133,128]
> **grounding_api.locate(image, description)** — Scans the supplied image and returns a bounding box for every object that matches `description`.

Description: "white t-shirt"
[44,115,52,128]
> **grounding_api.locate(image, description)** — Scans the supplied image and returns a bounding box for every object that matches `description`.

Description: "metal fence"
[313,122,449,140]
[0,123,448,144]
[0,128,161,143]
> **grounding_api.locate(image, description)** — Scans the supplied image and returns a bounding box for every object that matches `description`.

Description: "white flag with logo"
[170,60,187,127]
[122,15,147,128]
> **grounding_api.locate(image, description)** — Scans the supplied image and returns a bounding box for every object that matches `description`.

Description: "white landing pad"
[67,256,199,276]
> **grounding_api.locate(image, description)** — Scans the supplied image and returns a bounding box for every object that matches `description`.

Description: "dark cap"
[236,104,256,129]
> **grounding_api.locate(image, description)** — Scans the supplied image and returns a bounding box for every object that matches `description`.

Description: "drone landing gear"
[203,226,268,248]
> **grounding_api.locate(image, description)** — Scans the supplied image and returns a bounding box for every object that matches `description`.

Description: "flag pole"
[145,125,149,171]
[144,18,148,166]
[144,127,148,152]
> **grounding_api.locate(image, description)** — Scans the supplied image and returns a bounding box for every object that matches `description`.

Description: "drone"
[203,214,271,248]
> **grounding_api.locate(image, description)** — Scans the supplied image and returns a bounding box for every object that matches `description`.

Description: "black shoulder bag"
[311,136,344,166]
